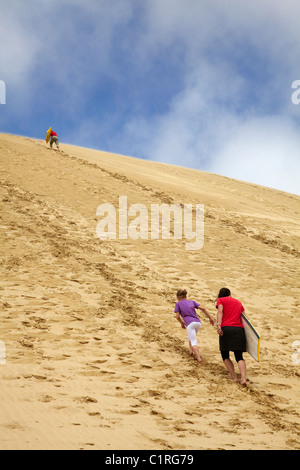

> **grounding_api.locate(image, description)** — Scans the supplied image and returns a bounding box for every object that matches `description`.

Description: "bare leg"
[223,358,238,382]
[237,360,247,386]
[189,341,193,356]
[192,345,202,363]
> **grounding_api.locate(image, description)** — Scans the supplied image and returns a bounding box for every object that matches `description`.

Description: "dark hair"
[217,287,231,299]
[177,289,187,299]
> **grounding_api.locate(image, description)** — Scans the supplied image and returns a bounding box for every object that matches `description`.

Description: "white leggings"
[186,321,201,347]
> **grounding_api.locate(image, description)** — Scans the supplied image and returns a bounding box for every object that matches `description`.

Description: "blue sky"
[0,0,299,195]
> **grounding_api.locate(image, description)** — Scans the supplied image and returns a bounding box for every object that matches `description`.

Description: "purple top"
[174,299,201,326]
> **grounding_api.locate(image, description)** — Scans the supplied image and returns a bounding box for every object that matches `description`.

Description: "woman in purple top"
[174,289,214,363]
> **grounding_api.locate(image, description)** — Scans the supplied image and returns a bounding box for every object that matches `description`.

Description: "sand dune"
[0,133,299,450]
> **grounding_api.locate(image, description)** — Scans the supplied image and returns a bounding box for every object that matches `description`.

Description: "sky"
[0,0,299,195]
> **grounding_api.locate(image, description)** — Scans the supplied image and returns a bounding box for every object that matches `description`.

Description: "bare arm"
[175,312,186,329]
[198,306,215,326]
[217,304,223,336]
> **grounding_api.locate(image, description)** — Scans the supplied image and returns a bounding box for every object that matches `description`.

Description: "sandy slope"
[0,133,299,450]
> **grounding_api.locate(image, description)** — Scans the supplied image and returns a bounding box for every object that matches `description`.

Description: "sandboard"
[241,313,260,362]
[46,127,52,143]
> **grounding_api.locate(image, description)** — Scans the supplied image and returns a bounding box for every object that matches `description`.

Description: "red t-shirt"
[216,297,244,328]
[51,131,57,136]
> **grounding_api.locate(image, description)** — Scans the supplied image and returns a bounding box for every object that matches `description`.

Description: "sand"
[0,133,299,450]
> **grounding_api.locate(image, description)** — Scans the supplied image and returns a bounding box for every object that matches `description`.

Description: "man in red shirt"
[216,288,247,386]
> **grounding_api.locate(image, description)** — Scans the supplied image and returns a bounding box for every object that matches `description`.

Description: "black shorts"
[219,326,246,352]
[221,350,244,362]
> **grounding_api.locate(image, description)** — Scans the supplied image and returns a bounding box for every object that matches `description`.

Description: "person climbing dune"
[46,127,60,151]
[174,289,214,363]
[216,287,248,386]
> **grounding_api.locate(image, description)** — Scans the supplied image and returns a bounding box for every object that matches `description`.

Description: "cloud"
[118,54,298,178]
[114,0,300,195]
[119,70,300,194]
[0,1,135,108]
[0,3,39,85]
[211,116,300,195]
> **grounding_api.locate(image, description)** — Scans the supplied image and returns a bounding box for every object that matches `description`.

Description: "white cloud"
[0,1,134,106]
[116,0,300,194]
[211,116,300,195]
[0,3,39,86]
[121,70,300,194]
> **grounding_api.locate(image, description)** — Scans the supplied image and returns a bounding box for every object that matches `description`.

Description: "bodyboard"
[241,313,260,362]
[46,127,52,143]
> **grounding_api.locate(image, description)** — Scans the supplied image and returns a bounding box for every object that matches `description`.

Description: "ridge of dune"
[0,133,299,450]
